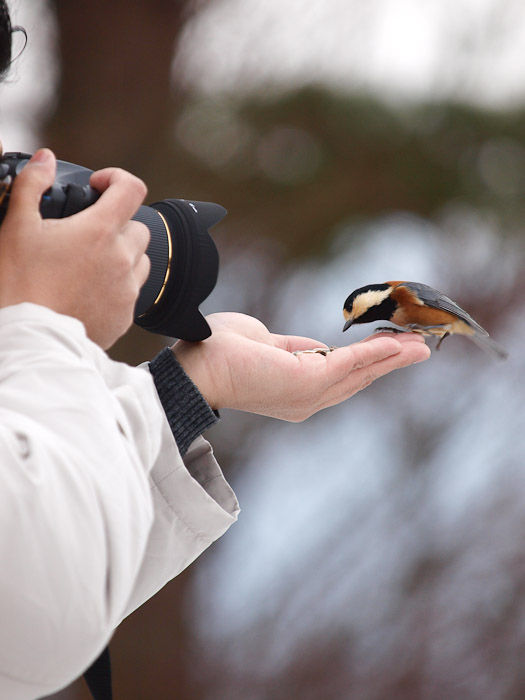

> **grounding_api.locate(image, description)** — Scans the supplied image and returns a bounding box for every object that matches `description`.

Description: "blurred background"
[2,1,525,698]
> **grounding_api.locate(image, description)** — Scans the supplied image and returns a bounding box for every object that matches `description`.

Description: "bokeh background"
[2,1,525,698]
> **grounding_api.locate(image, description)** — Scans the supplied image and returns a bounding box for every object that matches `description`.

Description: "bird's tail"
[470,331,508,360]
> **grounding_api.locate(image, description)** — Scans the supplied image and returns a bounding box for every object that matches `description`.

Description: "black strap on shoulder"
[83,645,113,700]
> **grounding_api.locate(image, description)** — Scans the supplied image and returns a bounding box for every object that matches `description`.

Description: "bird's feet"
[435,332,450,351]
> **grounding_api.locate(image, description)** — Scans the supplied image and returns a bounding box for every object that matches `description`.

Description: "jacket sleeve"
[0,304,238,700]
[100,356,240,620]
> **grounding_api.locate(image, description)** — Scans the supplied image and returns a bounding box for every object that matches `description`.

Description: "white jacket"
[0,304,239,700]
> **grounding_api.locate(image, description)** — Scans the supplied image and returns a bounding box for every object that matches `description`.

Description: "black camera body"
[0,152,225,341]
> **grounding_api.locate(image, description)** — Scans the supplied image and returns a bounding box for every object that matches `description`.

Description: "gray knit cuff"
[149,347,219,457]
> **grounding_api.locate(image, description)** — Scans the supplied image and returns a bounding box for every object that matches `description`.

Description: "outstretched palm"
[172,312,430,421]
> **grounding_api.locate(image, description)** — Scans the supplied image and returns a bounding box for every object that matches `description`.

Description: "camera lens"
[133,199,225,341]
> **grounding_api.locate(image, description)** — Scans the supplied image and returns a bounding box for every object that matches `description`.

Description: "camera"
[0,152,225,341]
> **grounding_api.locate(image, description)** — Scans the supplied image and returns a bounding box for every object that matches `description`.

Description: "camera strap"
[83,645,113,700]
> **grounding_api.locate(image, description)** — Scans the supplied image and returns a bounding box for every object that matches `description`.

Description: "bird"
[342,280,508,359]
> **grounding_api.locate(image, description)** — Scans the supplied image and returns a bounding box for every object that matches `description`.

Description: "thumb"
[5,149,57,223]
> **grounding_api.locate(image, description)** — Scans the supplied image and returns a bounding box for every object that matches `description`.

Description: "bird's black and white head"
[342,283,396,331]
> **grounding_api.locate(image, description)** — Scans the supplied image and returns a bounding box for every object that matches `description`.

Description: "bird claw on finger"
[293,346,338,356]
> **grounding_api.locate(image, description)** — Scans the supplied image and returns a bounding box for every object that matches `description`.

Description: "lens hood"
[134,199,224,341]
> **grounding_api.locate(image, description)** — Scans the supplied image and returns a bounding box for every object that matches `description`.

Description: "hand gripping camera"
[0,152,225,341]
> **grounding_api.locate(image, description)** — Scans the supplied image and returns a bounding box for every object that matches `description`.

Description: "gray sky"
[177,0,525,104]
[3,0,525,151]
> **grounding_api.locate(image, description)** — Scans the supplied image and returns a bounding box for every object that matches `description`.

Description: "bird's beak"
[342,308,354,332]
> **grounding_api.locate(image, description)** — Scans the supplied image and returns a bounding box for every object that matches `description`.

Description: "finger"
[331,335,403,373]
[288,337,403,403]
[88,167,147,225]
[349,339,430,379]
[122,220,150,263]
[4,149,57,223]
[360,330,427,344]
[134,253,151,289]
[287,337,402,382]
[321,340,430,409]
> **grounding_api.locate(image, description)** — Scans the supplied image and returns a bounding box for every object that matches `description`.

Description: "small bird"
[343,280,508,359]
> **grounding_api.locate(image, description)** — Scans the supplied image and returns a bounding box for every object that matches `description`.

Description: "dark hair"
[0,1,26,81]
[0,0,13,80]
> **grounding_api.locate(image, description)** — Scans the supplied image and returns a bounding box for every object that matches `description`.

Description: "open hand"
[172,312,430,421]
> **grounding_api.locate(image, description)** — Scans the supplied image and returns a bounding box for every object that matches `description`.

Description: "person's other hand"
[172,312,430,421]
[0,148,150,349]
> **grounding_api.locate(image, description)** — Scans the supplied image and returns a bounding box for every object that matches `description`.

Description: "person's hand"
[0,148,150,349]
[172,312,430,421]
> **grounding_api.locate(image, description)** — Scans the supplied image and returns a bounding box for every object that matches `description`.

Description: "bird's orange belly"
[391,304,471,337]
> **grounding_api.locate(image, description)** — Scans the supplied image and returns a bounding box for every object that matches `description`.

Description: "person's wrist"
[149,347,219,456]
[171,341,220,410]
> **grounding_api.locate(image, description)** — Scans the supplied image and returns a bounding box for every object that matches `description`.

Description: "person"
[0,3,430,699]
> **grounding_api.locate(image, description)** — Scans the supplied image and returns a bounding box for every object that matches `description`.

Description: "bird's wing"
[396,281,489,336]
